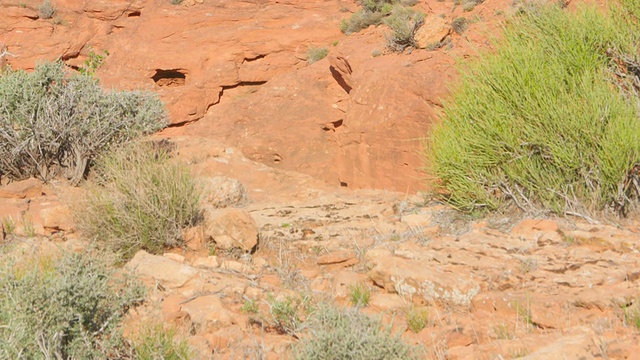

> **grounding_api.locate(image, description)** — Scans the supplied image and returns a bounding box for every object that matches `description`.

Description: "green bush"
[0,60,166,184]
[340,0,419,34]
[384,5,424,52]
[294,305,421,360]
[340,9,386,34]
[76,142,202,261]
[307,46,329,64]
[428,4,640,215]
[0,249,144,359]
[451,17,468,34]
[132,323,193,360]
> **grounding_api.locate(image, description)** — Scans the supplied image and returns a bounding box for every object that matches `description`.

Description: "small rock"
[446,328,475,347]
[414,17,451,49]
[193,256,219,270]
[181,295,234,332]
[520,331,596,360]
[219,260,247,273]
[40,205,74,233]
[163,253,185,263]
[328,52,353,94]
[205,176,248,208]
[0,178,43,199]
[368,293,406,311]
[366,247,480,307]
[203,207,258,252]
[125,250,198,289]
[332,270,364,298]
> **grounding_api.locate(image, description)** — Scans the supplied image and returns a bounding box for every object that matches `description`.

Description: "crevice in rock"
[127,11,141,17]
[152,69,187,87]
[242,54,266,63]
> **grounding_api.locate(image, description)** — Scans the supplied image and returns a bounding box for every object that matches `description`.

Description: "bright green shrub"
[0,60,166,184]
[428,4,640,215]
[0,249,144,359]
[133,323,193,360]
[76,142,202,261]
[294,305,421,360]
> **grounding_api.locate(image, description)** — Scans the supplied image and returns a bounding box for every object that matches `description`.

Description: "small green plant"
[19,215,35,237]
[294,304,421,359]
[39,0,56,19]
[208,243,217,256]
[349,283,371,307]
[406,307,429,333]
[493,323,513,339]
[19,2,26,8]
[622,302,640,330]
[172,0,184,4]
[266,295,308,335]
[76,142,202,261]
[2,216,15,236]
[451,17,468,34]
[132,322,193,360]
[514,298,533,327]
[384,5,425,52]
[332,40,339,46]
[242,299,259,314]
[78,48,109,76]
[307,46,329,64]
[340,9,386,34]
[0,249,144,359]
[519,257,538,273]
[371,49,383,57]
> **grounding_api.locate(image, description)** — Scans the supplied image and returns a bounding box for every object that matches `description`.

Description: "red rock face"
[0,0,504,192]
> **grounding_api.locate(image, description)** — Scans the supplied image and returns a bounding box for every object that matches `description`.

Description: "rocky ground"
[2,0,640,359]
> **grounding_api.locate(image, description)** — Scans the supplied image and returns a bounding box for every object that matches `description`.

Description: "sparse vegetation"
[294,304,421,359]
[0,249,144,359]
[349,283,371,307]
[242,299,259,314]
[451,17,468,34]
[384,5,425,52]
[76,142,202,261]
[2,216,15,236]
[406,307,430,333]
[78,48,109,76]
[493,323,513,339]
[428,3,640,216]
[0,60,167,184]
[132,322,194,360]
[266,295,310,335]
[340,0,420,35]
[307,46,329,64]
[39,0,56,19]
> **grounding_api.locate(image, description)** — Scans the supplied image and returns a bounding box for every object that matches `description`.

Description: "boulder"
[0,178,43,199]
[181,295,234,332]
[125,250,198,288]
[203,208,258,252]
[414,17,451,49]
[366,247,479,307]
